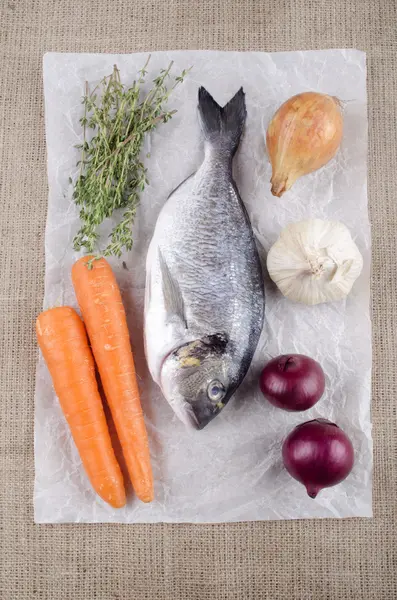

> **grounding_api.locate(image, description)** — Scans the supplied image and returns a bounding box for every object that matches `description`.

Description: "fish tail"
[198,87,246,156]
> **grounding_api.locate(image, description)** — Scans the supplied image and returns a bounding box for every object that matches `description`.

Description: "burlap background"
[1,1,396,598]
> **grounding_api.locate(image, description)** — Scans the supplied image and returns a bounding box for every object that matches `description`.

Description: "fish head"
[160,334,238,430]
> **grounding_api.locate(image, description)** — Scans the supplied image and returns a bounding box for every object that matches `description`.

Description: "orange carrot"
[36,307,126,508]
[71,257,154,503]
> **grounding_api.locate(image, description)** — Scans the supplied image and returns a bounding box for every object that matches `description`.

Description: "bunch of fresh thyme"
[72,57,189,258]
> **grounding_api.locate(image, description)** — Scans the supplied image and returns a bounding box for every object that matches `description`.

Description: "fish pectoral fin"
[158,249,187,329]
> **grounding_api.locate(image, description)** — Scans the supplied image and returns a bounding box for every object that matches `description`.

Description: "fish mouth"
[170,393,227,430]
[182,402,201,430]
[194,412,215,431]
[172,399,213,431]
[190,403,218,430]
[172,393,228,430]
[189,389,234,430]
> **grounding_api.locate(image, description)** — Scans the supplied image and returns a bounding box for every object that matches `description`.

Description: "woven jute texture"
[1,1,396,598]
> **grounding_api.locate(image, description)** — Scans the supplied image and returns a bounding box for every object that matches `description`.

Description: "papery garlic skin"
[267,219,363,305]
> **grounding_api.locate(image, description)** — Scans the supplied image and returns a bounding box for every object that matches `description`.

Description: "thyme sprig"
[72,57,189,258]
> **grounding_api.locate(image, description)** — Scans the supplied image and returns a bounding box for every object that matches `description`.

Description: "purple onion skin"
[260,354,325,411]
[282,419,355,498]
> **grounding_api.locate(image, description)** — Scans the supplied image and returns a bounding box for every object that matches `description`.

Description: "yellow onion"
[266,92,343,197]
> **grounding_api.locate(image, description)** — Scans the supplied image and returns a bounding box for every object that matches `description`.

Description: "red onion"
[282,419,354,498]
[260,354,325,411]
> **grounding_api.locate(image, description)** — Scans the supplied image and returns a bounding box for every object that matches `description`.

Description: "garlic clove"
[267,219,363,305]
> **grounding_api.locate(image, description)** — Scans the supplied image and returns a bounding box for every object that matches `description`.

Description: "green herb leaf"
[72,58,190,257]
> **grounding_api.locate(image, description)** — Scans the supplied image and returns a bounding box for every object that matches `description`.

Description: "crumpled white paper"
[35,50,372,523]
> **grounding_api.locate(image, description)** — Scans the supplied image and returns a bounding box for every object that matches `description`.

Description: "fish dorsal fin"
[158,249,187,328]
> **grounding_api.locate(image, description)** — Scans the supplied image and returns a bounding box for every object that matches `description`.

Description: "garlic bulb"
[267,219,363,305]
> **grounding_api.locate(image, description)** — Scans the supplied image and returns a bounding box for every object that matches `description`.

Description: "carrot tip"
[137,491,154,504]
[109,498,127,509]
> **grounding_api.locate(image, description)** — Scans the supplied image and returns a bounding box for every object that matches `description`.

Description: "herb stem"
[72,58,190,258]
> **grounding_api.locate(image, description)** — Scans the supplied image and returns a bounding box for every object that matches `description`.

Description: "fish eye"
[207,380,225,402]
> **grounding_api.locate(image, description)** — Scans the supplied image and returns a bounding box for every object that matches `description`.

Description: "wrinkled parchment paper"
[35,50,371,523]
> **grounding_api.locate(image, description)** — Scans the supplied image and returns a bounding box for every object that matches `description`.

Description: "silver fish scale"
[144,87,264,428]
[174,170,259,342]
[151,156,263,359]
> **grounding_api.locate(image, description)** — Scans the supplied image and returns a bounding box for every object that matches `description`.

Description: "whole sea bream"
[144,87,264,429]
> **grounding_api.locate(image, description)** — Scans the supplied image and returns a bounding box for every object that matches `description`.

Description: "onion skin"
[266,92,343,197]
[282,419,354,498]
[260,354,325,411]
